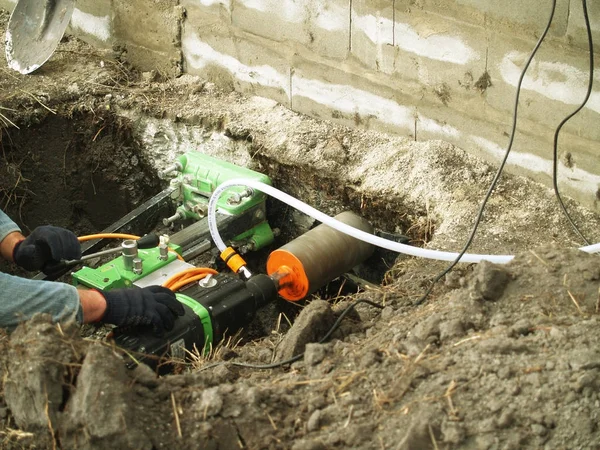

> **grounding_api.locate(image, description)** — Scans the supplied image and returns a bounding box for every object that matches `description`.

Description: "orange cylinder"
[267,211,374,301]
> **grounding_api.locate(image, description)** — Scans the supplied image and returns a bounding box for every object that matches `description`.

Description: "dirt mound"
[1,247,598,449]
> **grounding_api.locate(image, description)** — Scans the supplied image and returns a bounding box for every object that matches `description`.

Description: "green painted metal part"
[173,152,272,219]
[170,152,275,251]
[231,221,275,251]
[72,244,182,290]
[175,293,214,354]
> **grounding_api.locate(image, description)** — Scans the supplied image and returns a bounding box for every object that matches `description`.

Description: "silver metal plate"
[133,259,196,289]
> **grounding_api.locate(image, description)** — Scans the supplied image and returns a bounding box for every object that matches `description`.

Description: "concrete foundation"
[1,0,599,209]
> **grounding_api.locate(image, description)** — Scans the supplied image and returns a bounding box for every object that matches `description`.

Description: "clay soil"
[1,10,600,450]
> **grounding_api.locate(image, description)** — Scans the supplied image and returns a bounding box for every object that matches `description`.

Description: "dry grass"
[0,107,18,129]
[186,330,244,370]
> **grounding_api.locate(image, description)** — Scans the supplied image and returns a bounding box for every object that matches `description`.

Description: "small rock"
[549,327,565,341]
[439,318,465,341]
[130,362,159,388]
[468,261,510,301]
[307,409,321,432]
[497,366,513,380]
[321,137,347,164]
[401,336,428,357]
[497,408,515,428]
[291,439,326,450]
[444,271,462,289]
[275,301,335,362]
[478,417,497,433]
[576,372,598,392]
[381,306,395,320]
[304,343,327,366]
[441,421,465,444]
[199,387,223,417]
[509,319,532,337]
[531,423,547,436]
[569,349,600,371]
[480,338,531,355]
[412,314,441,341]
[142,70,158,82]
[487,399,504,413]
[359,349,383,369]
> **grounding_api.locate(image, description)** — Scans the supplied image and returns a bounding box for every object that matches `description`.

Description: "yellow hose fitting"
[220,247,249,276]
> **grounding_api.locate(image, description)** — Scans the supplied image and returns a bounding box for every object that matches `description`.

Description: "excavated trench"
[0,112,161,236]
[0,109,422,341]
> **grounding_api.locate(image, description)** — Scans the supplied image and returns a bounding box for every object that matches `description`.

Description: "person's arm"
[0,210,23,262]
[0,209,183,332]
[78,289,107,323]
[0,272,84,331]
[0,210,100,327]
[0,273,183,332]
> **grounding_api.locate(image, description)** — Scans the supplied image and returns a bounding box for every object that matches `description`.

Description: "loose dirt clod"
[275,300,335,362]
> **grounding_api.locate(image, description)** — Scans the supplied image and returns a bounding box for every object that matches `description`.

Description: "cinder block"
[486,29,600,143]
[181,0,232,25]
[394,0,570,40]
[353,1,490,113]
[292,55,599,209]
[351,0,396,74]
[232,0,350,60]
[303,0,350,60]
[566,0,600,54]
[69,0,114,48]
[292,58,430,139]
[0,0,15,12]
[182,20,291,106]
[113,0,183,77]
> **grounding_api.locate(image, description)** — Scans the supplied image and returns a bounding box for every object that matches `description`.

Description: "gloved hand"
[13,225,81,272]
[99,286,185,334]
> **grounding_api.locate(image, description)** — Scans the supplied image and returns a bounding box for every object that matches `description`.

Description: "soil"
[1,9,600,450]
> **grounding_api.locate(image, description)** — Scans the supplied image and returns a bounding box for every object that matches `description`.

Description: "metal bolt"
[192,203,209,217]
[227,188,254,205]
[133,258,143,275]
[163,211,183,226]
[122,240,138,271]
[159,235,169,261]
[198,274,218,288]
[159,162,182,179]
[227,193,242,205]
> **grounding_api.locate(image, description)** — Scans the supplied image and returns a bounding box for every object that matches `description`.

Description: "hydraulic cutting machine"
[70,151,376,370]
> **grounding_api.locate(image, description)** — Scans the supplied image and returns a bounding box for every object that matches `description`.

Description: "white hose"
[208,179,600,264]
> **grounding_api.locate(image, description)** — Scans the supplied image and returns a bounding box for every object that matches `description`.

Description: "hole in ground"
[0,112,161,273]
[1,110,431,367]
[0,113,160,233]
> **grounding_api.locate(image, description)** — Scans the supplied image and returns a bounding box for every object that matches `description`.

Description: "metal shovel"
[5,0,75,74]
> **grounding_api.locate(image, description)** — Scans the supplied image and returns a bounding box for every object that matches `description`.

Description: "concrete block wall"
[1,0,599,209]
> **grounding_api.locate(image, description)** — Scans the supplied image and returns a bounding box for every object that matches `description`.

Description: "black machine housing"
[112,273,277,372]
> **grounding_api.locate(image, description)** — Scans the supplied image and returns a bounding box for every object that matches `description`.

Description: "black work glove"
[100,286,185,334]
[13,225,81,272]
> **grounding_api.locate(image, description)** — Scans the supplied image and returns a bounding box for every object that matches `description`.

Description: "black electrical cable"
[199,299,384,371]
[552,0,594,246]
[413,0,558,307]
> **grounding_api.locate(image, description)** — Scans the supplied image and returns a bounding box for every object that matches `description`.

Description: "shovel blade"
[5,0,76,74]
